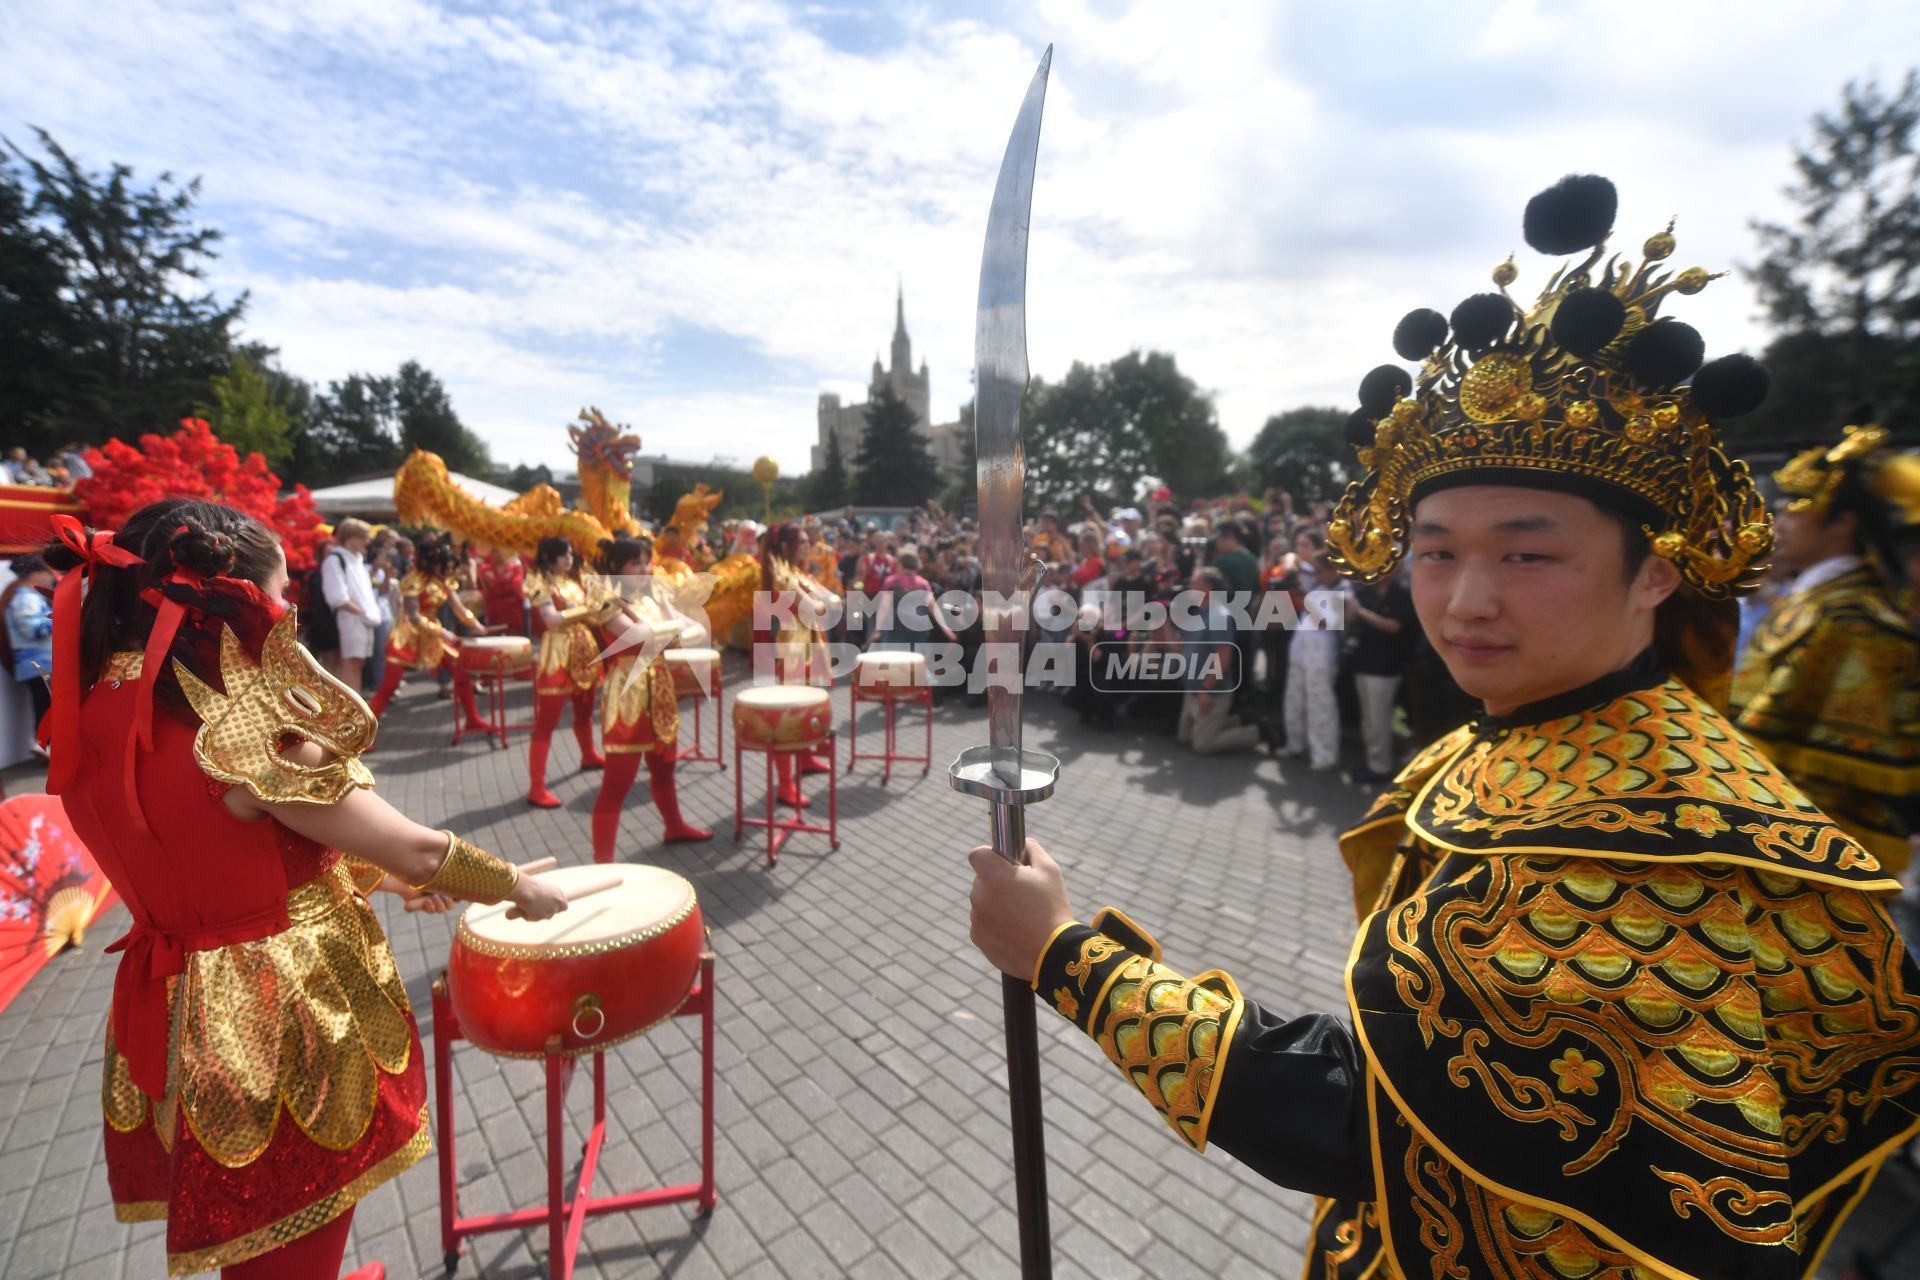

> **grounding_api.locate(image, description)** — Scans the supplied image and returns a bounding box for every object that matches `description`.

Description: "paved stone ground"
[0,660,1914,1279]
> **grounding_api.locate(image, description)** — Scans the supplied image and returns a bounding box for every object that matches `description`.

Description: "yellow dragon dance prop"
[392,409,761,642]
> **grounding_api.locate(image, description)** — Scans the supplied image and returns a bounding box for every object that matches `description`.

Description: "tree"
[939,399,977,511]
[1106,351,1232,499]
[3,129,245,449]
[808,431,850,510]
[1023,362,1152,510]
[507,462,555,491]
[852,383,940,506]
[291,373,403,487]
[1247,407,1352,505]
[0,160,81,457]
[1739,73,1920,444]
[394,360,491,474]
[195,350,293,466]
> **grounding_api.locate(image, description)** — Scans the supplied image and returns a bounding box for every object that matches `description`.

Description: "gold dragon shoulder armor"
[173,612,378,805]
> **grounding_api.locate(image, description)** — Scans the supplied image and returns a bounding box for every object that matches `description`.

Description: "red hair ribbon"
[45,515,143,797]
[133,526,204,755]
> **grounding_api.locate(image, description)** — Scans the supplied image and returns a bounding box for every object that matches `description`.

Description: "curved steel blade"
[976,46,1050,788]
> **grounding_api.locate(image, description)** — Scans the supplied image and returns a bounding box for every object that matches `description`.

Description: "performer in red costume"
[587,534,713,860]
[524,535,603,808]
[478,545,526,635]
[757,523,838,807]
[364,535,500,724]
[41,498,568,1279]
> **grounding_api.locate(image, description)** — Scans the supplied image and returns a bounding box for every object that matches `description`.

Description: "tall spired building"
[812,286,966,473]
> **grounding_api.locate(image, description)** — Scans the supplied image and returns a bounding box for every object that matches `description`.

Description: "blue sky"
[4,0,1916,475]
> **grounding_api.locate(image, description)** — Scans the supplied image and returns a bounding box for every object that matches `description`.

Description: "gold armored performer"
[968,176,1920,1280]
[1732,423,1920,873]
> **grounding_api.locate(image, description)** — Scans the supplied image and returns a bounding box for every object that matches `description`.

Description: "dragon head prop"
[173,612,377,805]
[569,407,643,482]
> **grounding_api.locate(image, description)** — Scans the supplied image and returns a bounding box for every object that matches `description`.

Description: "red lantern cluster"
[73,419,328,570]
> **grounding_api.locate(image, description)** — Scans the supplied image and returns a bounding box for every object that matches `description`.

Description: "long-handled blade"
[973,45,1053,1279]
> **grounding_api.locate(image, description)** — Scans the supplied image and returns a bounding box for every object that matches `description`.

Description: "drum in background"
[459,634,534,675]
[853,651,926,699]
[664,647,721,699]
[448,863,703,1058]
[732,685,831,753]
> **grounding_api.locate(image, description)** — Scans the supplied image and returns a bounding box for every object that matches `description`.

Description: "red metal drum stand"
[731,686,839,865]
[431,953,717,1278]
[665,648,725,769]
[452,656,537,750]
[847,653,932,784]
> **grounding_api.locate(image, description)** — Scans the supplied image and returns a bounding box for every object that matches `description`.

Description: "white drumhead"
[465,636,532,651]
[664,647,720,665]
[461,863,694,950]
[736,684,828,709]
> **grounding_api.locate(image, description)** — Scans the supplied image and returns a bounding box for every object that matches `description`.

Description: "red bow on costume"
[45,515,143,796]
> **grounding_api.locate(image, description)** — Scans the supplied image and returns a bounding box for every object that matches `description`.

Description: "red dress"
[62,655,427,1275]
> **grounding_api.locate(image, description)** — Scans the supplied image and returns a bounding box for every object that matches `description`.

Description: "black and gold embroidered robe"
[1033,663,1920,1280]
[1731,563,1920,873]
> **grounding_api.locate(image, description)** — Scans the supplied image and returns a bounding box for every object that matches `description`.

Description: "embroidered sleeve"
[523,573,553,609]
[1032,909,1374,1199]
[1032,910,1242,1151]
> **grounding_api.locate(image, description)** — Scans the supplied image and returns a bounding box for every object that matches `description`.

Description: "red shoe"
[662,818,714,843]
[776,784,811,809]
[798,754,833,775]
[528,788,562,809]
[344,1266,385,1280]
[579,753,605,772]
[463,718,491,732]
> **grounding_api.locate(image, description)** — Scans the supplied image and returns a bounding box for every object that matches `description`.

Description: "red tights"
[222,1208,356,1279]
[591,747,711,860]
[367,658,479,725]
[528,690,601,805]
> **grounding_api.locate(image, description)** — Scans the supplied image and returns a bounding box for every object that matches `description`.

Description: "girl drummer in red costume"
[42,498,568,1278]
[587,534,713,860]
[524,535,603,808]
[757,523,838,807]
[364,534,501,725]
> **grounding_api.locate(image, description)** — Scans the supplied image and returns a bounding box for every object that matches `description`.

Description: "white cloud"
[4,0,1916,480]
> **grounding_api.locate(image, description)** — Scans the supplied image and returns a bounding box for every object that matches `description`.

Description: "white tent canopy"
[306,472,520,519]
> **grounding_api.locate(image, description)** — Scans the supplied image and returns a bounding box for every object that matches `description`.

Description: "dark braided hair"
[41,498,283,711]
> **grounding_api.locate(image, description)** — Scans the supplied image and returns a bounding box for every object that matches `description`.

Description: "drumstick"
[505,872,622,920]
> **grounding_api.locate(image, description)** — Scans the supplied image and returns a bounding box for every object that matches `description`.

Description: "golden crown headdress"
[1774,422,1920,524]
[1327,175,1775,599]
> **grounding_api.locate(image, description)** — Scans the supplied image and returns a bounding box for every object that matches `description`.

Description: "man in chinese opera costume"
[587,533,712,859]
[968,176,1920,1279]
[1732,422,1920,874]
[42,498,568,1277]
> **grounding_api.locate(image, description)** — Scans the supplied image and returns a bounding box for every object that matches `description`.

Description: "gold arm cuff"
[558,604,594,623]
[416,832,519,904]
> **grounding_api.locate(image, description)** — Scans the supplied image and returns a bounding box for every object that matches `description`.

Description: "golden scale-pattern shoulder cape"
[1731,563,1920,872]
[1314,676,1920,1280]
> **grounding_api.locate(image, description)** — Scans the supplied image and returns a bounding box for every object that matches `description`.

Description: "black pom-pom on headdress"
[1550,287,1626,356]
[1357,365,1412,416]
[1687,354,1769,419]
[1392,308,1448,361]
[1343,409,1377,448]
[1624,319,1705,388]
[1449,293,1515,351]
[1523,174,1618,256]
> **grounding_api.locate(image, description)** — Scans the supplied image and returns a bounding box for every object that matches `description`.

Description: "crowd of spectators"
[2,444,93,486]
[771,491,1475,782]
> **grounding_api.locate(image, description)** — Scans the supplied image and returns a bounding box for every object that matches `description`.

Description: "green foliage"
[0,129,245,456]
[507,462,555,490]
[1022,350,1228,510]
[1246,407,1352,504]
[195,350,293,465]
[852,383,940,506]
[291,373,403,487]
[395,359,491,474]
[639,460,796,527]
[808,431,850,510]
[1738,72,1920,445]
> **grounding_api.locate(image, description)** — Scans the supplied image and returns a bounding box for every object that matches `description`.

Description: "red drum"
[459,634,534,675]
[448,863,703,1058]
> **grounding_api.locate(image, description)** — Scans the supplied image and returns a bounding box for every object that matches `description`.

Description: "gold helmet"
[1328,174,1774,600]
